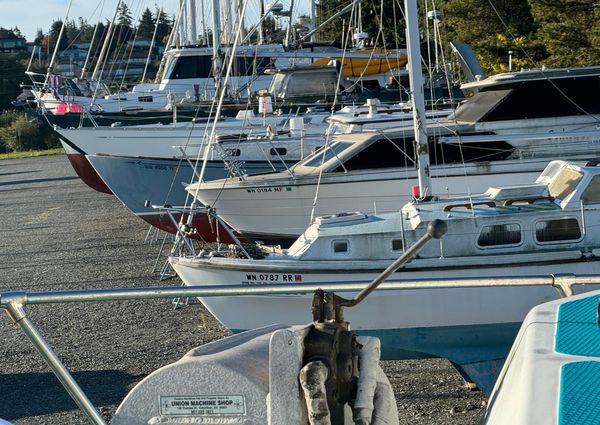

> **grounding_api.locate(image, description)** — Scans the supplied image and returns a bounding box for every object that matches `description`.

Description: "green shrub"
[0,112,55,152]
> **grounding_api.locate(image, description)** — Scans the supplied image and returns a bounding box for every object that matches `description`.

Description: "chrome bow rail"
[1,272,597,425]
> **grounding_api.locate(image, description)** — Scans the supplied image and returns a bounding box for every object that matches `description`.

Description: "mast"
[212,0,222,88]
[92,0,120,81]
[43,0,73,89]
[258,0,265,44]
[223,0,233,44]
[236,0,246,41]
[284,0,295,48]
[189,0,198,44]
[200,0,207,45]
[404,0,432,198]
[142,7,162,82]
[179,0,187,45]
[81,0,106,79]
[310,0,316,42]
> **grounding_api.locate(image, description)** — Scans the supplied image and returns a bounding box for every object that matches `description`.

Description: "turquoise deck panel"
[555,295,600,357]
[559,362,600,425]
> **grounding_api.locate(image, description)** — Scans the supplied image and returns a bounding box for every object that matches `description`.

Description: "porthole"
[332,240,349,253]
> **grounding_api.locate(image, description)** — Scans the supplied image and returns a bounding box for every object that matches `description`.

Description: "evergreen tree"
[77,17,93,42]
[316,0,338,41]
[11,26,23,38]
[117,2,133,27]
[316,0,404,47]
[359,1,405,47]
[64,19,79,46]
[441,0,541,73]
[262,16,286,43]
[155,9,174,45]
[113,2,135,48]
[49,20,69,52]
[138,8,155,39]
[528,0,600,67]
[34,29,44,45]
[88,22,106,57]
[0,54,28,110]
[0,27,22,39]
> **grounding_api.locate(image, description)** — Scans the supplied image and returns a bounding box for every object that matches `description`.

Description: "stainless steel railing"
[1,272,597,424]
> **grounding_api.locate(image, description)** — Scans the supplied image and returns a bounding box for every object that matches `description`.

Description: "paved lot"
[0,155,485,424]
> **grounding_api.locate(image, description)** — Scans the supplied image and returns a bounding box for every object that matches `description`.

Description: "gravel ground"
[0,155,485,424]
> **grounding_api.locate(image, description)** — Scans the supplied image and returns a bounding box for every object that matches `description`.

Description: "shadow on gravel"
[0,369,138,420]
[0,170,41,178]
[0,176,79,187]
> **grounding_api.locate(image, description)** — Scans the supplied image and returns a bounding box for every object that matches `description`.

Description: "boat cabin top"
[452,66,600,123]
[285,160,600,262]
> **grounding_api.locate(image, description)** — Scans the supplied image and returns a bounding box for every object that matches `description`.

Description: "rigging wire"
[308,0,360,224]
[484,0,600,125]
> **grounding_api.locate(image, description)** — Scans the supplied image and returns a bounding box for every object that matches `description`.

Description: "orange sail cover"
[312,49,408,77]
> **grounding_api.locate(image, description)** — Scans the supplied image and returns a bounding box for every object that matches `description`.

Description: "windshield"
[548,167,583,200]
[297,141,354,168]
[269,73,286,97]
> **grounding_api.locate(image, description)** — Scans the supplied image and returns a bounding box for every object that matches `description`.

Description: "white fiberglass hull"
[196,158,555,243]
[483,290,600,424]
[54,115,328,159]
[171,254,600,333]
[171,254,600,392]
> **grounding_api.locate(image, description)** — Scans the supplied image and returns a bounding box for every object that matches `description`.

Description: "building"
[0,33,27,54]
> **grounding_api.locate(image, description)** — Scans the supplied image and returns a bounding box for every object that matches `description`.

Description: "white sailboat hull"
[170,255,600,341]
[55,115,328,159]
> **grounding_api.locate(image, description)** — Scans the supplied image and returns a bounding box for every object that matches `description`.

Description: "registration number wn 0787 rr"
[242,273,303,284]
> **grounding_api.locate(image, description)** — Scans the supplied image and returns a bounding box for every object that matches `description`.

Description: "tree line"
[0,4,174,153]
[317,0,600,74]
[1,0,599,153]
[36,4,173,64]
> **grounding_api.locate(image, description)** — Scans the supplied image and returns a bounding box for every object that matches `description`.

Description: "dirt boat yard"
[0,155,485,424]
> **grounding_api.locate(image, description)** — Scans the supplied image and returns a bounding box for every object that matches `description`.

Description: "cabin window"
[270,147,287,156]
[169,56,212,79]
[548,168,583,200]
[581,175,600,204]
[477,223,522,247]
[392,239,404,251]
[224,148,241,157]
[301,142,352,168]
[331,137,413,172]
[332,240,349,254]
[454,78,600,122]
[284,71,338,97]
[535,218,582,243]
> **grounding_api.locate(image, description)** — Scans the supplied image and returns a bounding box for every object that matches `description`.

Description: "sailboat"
[30,0,414,130]
[185,64,600,246]
[169,0,600,393]
[79,103,449,236]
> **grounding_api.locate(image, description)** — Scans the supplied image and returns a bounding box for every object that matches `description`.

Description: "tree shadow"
[0,170,40,178]
[0,369,140,420]
[0,176,79,187]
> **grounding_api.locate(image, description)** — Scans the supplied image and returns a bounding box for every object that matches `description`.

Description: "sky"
[0,0,179,41]
[0,0,307,42]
